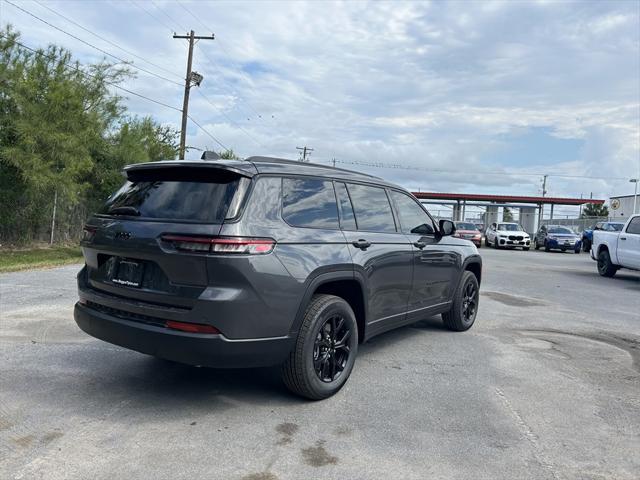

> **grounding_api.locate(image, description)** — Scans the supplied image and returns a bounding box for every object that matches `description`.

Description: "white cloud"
[1,0,638,200]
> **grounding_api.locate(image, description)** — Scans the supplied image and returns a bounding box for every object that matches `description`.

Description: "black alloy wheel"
[282,294,359,400]
[443,271,479,331]
[313,314,352,383]
[461,280,478,324]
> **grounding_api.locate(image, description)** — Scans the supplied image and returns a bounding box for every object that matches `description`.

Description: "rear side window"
[334,182,357,230]
[100,167,246,223]
[282,178,339,229]
[626,217,640,234]
[346,183,396,233]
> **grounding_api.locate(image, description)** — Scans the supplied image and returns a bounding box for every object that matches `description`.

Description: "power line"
[150,0,188,33]
[4,36,182,112]
[32,0,183,82]
[5,36,231,152]
[132,0,269,128]
[128,0,175,34]
[172,0,270,122]
[187,114,229,151]
[331,159,630,181]
[4,0,182,87]
[196,89,264,147]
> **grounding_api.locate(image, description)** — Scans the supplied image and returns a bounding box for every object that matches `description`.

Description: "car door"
[537,225,546,244]
[389,190,459,321]
[337,182,413,335]
[618,217,640,269]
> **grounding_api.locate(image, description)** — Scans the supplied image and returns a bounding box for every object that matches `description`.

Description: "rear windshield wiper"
[108,206,141,216]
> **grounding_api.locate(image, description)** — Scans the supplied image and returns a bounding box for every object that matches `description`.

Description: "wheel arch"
[290,270,368,343]
[597,243,610,257]
[464,256,482,285]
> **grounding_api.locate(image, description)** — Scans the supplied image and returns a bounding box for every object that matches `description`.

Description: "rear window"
[100,167,246,223]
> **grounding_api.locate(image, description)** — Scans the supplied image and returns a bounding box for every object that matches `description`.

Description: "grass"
[0,245,83,273]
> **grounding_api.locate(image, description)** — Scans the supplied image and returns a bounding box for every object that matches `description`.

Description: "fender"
[449,254,482,301]
[288,268,369,337]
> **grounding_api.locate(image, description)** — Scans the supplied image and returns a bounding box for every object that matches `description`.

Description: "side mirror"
[439,219,456,236]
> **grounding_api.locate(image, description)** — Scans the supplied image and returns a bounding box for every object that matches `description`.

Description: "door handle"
[620,237,627,240]
[352,239,371,250]
[413,241,427,249]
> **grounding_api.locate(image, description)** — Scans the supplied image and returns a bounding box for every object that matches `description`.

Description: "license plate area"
[112,258,144,288]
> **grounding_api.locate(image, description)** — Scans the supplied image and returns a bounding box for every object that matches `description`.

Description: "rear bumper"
[74,302,294,368]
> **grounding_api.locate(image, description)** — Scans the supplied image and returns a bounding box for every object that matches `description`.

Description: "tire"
[442,271,479,332]
[544,240,550,252]
[485,236,491,248]
[582,239,591,252]
[523,247,530,251]
[282,294,358,400]
[574,247,580,254]
[534,238,540,250]
[597,250,617,278]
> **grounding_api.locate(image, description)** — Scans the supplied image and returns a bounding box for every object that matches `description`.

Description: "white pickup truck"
[591,214,640,277]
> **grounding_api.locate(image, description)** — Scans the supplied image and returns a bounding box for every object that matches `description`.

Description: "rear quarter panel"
[220,175,353,337]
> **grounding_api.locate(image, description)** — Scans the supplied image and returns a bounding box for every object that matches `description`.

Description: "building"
[609,194,639,221]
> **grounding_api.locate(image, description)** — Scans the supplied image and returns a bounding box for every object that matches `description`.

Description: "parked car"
[581,221,624,252]
[485,222,531,250]
[454,222,482,247]
[591,214,640,277]
[75,157,482,400]
[534,225,581,253]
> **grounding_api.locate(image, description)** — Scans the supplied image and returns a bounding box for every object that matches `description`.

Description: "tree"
[0,25,178,244]
[219,149,241,160]
[581,203,609,218]
[503,207,514,222]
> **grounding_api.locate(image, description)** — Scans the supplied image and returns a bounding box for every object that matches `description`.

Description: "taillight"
[82,225,97,242]
[166,320,220,334]
[160,235,275,255]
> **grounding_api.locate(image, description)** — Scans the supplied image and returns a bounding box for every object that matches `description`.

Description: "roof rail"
[246,156,380,179]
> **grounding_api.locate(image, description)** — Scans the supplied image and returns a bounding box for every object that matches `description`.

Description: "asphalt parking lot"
[1,248,639,480]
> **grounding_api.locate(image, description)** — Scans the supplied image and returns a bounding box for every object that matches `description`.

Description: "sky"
[1,0,639,216]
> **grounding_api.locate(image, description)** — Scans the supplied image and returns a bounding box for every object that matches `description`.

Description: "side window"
[346,183,396,233]
[282,177,339,229]
[334,182,357,230]
[626,217,640,234]
[389,190,435,235]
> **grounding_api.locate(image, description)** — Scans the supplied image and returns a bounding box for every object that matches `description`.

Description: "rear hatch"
[81,163,253,308]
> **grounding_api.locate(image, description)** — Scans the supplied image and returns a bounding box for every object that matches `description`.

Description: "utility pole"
[332,158,336,168]
[173,30,214,159]
[538,174,548,229]
[296,146,314,162]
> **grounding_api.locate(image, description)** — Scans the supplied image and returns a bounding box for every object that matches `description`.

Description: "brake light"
[160,235,275,255]
[166,320,220,334]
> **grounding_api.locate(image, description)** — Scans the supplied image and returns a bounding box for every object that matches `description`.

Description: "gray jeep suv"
[75,156,482,399]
